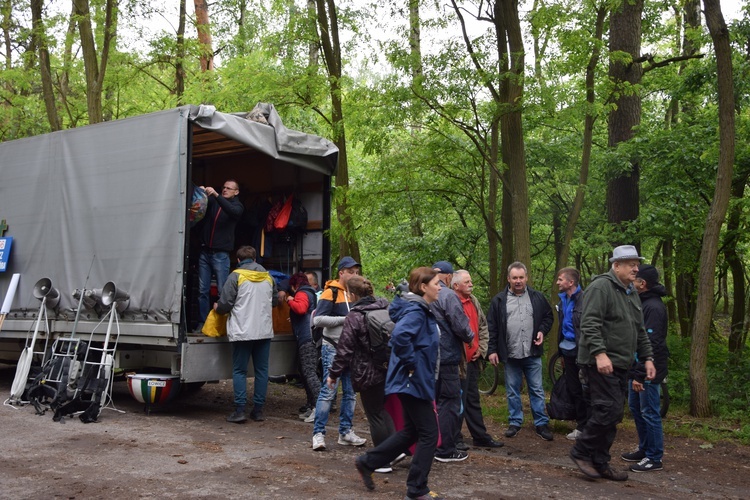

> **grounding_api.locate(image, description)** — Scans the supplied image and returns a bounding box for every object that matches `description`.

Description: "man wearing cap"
[622,264,669,472]
[431,261,475,462]
[570,245,655,482]
[487,261,554,441]
[311,256,368,451]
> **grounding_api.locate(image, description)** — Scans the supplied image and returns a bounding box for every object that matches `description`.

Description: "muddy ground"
[0,364,748,499]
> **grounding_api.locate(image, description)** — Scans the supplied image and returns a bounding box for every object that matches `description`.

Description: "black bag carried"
[546,372,577,421]
[364,308,395,369]
[285,197,308,233]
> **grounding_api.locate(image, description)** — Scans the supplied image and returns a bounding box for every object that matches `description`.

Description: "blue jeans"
[231,338,271,409]
[504,356,549,427]
[313,343,356,436]
[628,381,664,462]
[198,250,230,324]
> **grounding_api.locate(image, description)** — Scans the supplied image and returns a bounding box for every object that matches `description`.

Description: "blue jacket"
[557,285,583,355]
[385,294,440,401]
[430,282,474,366]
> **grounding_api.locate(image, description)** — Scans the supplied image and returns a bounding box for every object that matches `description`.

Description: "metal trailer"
[0,104,337,383]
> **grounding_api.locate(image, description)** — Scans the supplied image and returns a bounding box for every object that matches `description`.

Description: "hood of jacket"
[389,293,430,322]
[351,296,390,312]
[640,283,667,301]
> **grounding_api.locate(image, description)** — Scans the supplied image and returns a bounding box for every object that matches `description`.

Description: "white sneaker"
[374,466,393,473]
[566,429,582,441]
[312,432,326,451]
[304,408,316,423]
[338,430,367,446]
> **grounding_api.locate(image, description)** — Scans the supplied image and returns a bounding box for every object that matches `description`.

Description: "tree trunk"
[193,0,214,71]
[314,0,360,262]
[2,0,10,71]
[606,0,643,238]
[488,119,500,297]
[663,239,677,323]
[31,0,61,131]
[175,0,187,104]
[725,176,747,352]
[689,0,735,418]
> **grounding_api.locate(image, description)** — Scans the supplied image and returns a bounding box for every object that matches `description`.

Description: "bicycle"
[477,357,500,395]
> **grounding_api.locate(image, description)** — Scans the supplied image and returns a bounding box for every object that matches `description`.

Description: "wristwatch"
[644,357,654,362]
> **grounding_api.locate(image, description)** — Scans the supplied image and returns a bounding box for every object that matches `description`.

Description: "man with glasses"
[197,179,244,328]
[569,245,655,482]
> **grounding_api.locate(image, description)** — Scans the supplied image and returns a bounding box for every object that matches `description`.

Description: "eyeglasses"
[223,185,237,191]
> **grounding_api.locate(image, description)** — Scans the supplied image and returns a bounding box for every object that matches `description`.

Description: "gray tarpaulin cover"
[0,105,337,325]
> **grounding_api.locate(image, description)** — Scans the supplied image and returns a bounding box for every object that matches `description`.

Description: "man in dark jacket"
[622,264,668,473]
[555,267,587,440]
[430,261,475,462]
[197,179,244,326]
[570,245,655,482]
[488,261,554,441]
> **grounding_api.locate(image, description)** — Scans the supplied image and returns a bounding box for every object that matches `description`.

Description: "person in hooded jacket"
[327,276,395,457]
[622,264,669,473]
[285,272,320,421]
[354,267,444,500]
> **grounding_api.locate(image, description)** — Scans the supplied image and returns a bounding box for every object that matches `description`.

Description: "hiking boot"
[566,429,582,441]
[312,432,326,451]
[226,409,247,423]
[248,406,265,421]
[303,408,316,423]
[504,425,521,438]
[621,449,646,462]
[599,465,628,481]
[536,425,554,441]
[629,457,663,473]
[406,491,444,500]
[569,451,601,479]
[434,450,468,463]
[355,457,375,490]
[338,430,367,446]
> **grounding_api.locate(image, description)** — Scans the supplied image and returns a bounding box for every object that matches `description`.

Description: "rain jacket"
[215,260,278,342]
[629,284,669,384]
[384,294,440,401]
[313,279,353,346]
[430,282,474,367]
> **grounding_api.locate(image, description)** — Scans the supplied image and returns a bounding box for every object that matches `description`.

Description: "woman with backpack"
[285,272,320,421]
[352,267,444,500]
[327,276,395,469]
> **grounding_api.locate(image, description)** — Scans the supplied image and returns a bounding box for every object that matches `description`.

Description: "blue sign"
[0,237,12,272]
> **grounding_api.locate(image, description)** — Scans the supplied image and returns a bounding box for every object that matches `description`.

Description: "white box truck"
[0,104,337,383]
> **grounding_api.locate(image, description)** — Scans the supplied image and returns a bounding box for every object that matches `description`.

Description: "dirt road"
[0,364,747,499]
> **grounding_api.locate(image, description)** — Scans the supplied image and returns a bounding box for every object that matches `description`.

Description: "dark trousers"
[571,366,628,469]
[297,340,320,407]
[360,394,438,498]
[360,381,396,446]
[435,364,461,456]
[562,354,589,430]
[457,359,492,444]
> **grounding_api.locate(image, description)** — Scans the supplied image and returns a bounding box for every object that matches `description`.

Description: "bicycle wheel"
[660,378,670,418]
[478,358,499,395]
[548,352,564,385]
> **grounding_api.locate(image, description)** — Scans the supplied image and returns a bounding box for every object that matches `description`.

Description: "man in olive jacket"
[570,245,655,482]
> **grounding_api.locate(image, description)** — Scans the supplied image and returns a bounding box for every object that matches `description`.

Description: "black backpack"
[364,308,395,369]
[546,372,577,421]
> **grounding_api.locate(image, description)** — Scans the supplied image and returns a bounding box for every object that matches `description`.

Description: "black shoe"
[504,425,521,438]
[434,450,468,463]
[298,404,310,414]
[355,457,375,491]
[569,452,601,479]
[226,409,247,423]
[599,465,628,481]
[629,457,663,472]
[455,441,470,451]
[621,449,646,462]
[473,438,504,448]
[249,406,265,421]
[535,425,553,441]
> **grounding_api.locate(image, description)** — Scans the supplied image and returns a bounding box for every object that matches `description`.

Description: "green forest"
[1,0,749,435]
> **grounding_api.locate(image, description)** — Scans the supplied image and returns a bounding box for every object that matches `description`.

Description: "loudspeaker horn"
[33,277,60,309]
[101,281,129,307]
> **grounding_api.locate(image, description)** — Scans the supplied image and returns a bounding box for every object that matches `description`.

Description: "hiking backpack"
[364,308,395,369]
